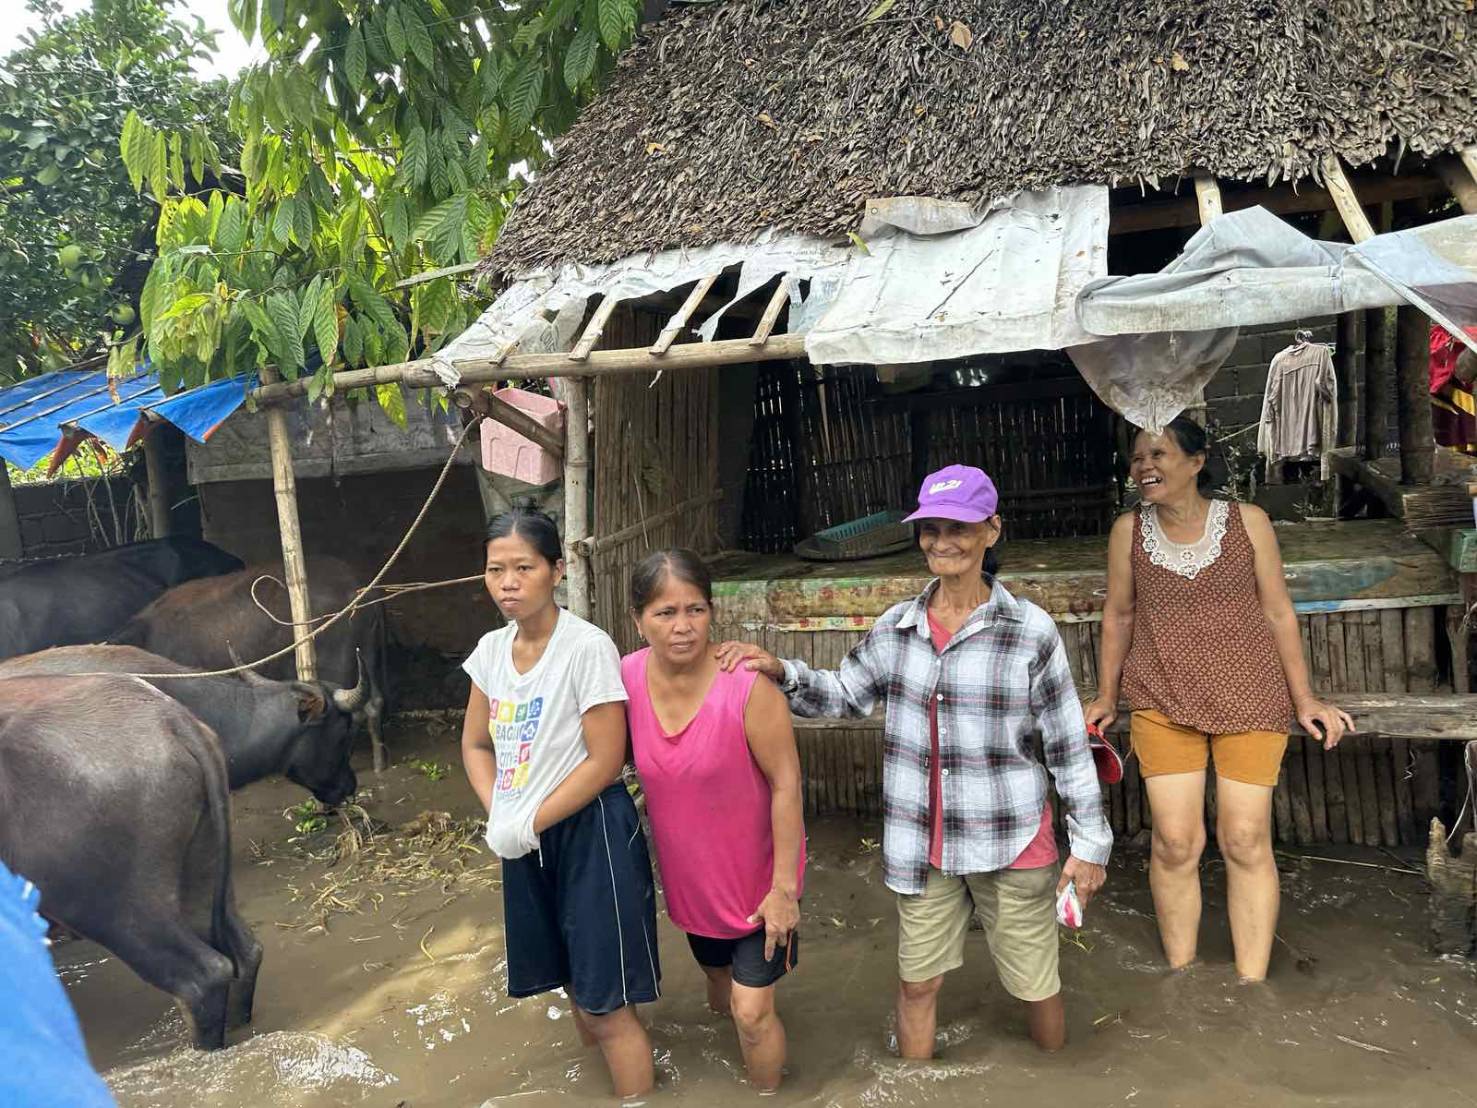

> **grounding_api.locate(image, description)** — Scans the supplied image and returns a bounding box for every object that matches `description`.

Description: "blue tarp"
[0,368,252,471]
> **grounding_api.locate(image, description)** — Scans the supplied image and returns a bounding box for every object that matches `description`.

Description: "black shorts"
[501,783,661,1015]
[687,926,798,988]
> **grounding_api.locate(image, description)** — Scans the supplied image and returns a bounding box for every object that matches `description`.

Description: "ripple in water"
[105,1031,398,1107]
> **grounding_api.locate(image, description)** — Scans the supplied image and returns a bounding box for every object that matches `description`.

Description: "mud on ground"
[55,719,1477,1108]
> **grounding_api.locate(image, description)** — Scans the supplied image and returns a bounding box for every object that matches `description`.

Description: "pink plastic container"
[479,388,565,486]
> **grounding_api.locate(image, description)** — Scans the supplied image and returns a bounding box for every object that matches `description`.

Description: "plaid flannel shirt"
[780,578,1112,894]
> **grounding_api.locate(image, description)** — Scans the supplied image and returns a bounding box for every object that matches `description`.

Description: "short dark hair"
[484,507,563,566]
[629,548,714,612]
[1138,416,1213,492]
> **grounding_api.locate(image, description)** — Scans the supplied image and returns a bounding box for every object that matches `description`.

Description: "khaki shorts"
[896,865,1061,1001]
[1131,710,1288,788]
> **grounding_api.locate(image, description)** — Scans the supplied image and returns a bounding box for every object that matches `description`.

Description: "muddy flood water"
[57,718,1477,1108]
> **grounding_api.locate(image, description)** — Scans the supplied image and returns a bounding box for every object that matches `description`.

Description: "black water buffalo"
[113,557,389,769]
[0,644,365,806]
[0,673,260,1049]
[0,537,243,660]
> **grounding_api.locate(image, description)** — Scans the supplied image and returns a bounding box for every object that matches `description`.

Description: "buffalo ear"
[294,684,328,723]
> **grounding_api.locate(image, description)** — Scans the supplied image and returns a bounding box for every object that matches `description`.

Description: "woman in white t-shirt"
[460,508,659,1099]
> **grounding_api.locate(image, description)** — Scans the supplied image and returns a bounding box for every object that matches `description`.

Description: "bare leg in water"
[897,975,1065,1057]
[1214,776,1279,981]
[572,1005,653,1098]
[1145,770,1210,970]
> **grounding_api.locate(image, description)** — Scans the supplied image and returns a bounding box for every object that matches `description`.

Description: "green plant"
[287,798,328,834]
[411,759,449,782]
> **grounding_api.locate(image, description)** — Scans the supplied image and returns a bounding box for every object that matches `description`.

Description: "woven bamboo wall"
[712,606,1460,847]
[591,306,724,654]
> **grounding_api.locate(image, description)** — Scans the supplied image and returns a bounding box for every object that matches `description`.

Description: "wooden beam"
[452,386,565,460]
[1462,146,1477,188]
[393,261,478,289]
[749,280,791,346]
[0,459,22,561]
[140,425,172,539]
[563,376,591,619]
[1108,171,1444,236]
[569,296,619,362]
[1396,305,1436,484]
[1192,173,1223,223]
[1327,448,1470,525]
[651,273,720,355]
[1320,156,1376,243]
[794,693,1477,742]
[250,333,809,406]
[575,489,724,557]
[258,365,318,686]
[1434,155,1477,215]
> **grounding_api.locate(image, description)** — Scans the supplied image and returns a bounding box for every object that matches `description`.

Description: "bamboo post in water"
[258,365,317,682]
[564,376,592,619]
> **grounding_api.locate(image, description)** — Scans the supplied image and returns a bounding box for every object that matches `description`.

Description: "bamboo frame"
[258,365,317,682]
[651,273,720,355]
[569,296,620,362]
[1192,172,1223,223]
[1434,155,1477,215]
[749,280,791,346]
[576,488,724,557]
[1320,155,1375,242]
[452,386,565,460]
[564,376,592,619]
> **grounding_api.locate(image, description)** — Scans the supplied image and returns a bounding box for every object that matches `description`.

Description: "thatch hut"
[263,1,1477,845]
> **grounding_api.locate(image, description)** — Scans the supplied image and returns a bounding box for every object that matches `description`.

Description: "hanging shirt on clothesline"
[1256,341,1338,482]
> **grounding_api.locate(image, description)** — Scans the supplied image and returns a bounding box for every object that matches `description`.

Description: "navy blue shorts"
[501,783,661,1015]
[687,926,798,988]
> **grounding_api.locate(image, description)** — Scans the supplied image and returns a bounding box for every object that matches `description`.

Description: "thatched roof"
[484,0,1477,281]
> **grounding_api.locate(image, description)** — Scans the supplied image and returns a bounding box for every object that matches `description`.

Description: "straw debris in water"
[277,806,498,934]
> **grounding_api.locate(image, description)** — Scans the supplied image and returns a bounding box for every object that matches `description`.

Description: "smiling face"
[484,532,563,623]
[633,572,712,665]
[1130,430,1205,504]
[916,517,1000,579]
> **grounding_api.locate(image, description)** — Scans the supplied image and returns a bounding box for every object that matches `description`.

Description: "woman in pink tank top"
[622,549,805,1093]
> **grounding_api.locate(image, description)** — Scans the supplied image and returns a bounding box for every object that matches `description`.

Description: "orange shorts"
[1130,710,1288,787]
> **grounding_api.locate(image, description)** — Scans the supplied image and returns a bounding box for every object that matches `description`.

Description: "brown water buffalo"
[0,537,243,660]
[0,644,365,805]
[0,673,260,1049]
[113,557,389,769]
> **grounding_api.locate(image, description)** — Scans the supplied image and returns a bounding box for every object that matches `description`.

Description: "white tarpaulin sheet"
[433,186,1109,383]
[1069,207,1477,431]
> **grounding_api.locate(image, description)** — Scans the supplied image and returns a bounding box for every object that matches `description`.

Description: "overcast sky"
[1,0,259,78]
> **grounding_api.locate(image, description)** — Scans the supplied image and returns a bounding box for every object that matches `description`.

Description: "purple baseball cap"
[904,464,999,523]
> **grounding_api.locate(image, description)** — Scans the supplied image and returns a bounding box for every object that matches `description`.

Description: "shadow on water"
[53,720,1477,1108]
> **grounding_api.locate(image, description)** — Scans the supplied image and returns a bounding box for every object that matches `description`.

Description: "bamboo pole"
[749,280,791,347]
[1462,147,1477,193]
[575,488,724,557]
[1395,304,1435,484]
[564,376,591,619]
[0,458,22,560]
[258,366,317,682]
[1192,173,1224,223]
[651,274,720,355]
[1319,156,1375,243]
[569,296,620,362]
[140,424,172,539]
[451,387,564,459]
[250,333,808,407]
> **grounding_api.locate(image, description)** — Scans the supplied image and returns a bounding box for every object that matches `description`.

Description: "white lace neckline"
[1140,500,1230,580]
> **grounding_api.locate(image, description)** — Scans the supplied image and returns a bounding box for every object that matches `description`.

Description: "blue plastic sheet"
[0,368,252,471]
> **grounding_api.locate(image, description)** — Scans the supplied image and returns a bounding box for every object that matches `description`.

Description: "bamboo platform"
[710,519,1467,847]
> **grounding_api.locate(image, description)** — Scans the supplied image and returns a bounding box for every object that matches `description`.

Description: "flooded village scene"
[7,1,1477,1106]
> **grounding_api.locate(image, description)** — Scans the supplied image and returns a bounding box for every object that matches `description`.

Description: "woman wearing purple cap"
[717,464,1112,1056]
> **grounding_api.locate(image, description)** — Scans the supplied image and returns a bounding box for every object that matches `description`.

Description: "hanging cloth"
[1256,338,1338,483]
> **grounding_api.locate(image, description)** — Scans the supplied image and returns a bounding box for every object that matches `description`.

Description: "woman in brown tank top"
[1083,418,1352,982]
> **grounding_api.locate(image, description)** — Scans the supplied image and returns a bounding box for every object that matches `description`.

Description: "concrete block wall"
[1203,319,1338,435]
[12,476,140,559]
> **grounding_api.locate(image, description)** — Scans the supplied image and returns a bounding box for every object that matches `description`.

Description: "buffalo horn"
[226,641,274,687]
[332,650,369,713]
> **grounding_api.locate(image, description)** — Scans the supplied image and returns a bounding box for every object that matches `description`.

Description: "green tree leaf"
[597,0,634,51]
[385,4,407,62]
[564,25,599,91]
[376,381,407,428]
[149,130,169,201]
[312,278,338,367]
[400,124,428,187]
[505,61,545,131]
[402,6,435,71]
[342,314,363,365]
[266,290,303,373]
[344,23,367,88]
